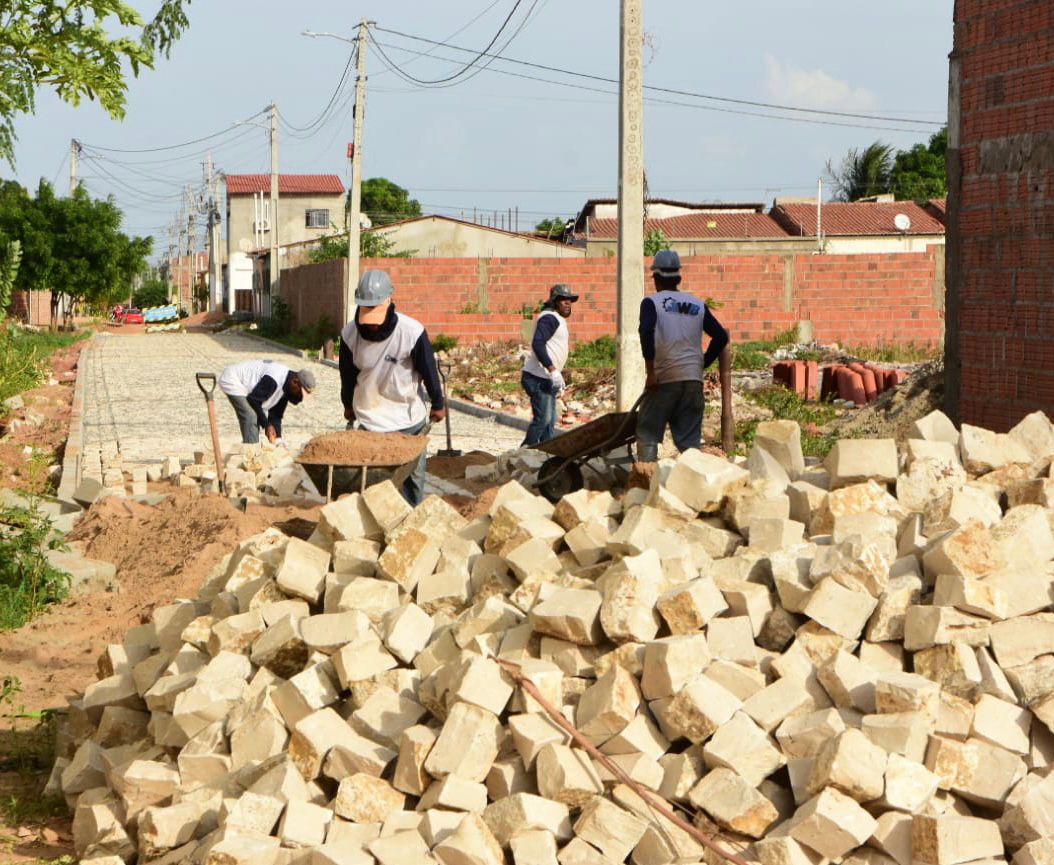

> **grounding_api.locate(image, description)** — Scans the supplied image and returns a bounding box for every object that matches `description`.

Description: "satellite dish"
[894,213,912,232]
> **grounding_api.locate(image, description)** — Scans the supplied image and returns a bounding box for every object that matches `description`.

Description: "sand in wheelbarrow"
[297,428,426,466]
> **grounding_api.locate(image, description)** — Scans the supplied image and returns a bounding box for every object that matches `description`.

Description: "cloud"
[764,55,879,111]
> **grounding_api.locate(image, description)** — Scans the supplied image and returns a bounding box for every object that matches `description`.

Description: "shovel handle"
[196,372,217,400]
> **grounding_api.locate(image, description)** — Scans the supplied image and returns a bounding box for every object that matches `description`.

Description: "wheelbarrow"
[532,394,644,502]
[296,428,429,503]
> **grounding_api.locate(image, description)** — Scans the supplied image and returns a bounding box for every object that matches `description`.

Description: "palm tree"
[825,141,894,202]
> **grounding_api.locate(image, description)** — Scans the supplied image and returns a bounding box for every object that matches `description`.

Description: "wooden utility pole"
[204,152,223,312]
[345,19,371,326]
[616,0,646,410]
[69,139,80,196]
[269,101,280,317]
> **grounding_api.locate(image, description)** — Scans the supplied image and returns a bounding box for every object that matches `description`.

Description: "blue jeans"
[521,371,558,446]
[636,380,705,462]
[226,394,260,443]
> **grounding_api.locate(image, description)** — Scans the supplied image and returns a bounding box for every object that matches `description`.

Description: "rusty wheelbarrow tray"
[296,430,428,503]
[532,394,643,502]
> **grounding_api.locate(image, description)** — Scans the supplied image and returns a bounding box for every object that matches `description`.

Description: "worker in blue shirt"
[637,250,729,463]
[521,284,578,446]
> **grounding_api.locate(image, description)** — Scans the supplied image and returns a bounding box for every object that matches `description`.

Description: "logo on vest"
[661,296,701,316]
[384,354,398,364]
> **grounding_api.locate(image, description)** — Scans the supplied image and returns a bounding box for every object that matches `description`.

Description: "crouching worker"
[218,360,316,445]
[339,269,446,507]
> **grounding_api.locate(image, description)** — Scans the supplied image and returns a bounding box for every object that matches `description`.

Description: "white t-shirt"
[340,314,429,432]
[218,360,290,412]
[523,309,569,378]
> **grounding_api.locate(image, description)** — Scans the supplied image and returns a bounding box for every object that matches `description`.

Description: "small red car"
[120,308,144,325]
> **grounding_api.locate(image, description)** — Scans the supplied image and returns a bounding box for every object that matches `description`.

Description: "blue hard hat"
[651,249,682,276]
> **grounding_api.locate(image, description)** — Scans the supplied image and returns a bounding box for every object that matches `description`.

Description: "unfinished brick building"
[945,0,1054,429]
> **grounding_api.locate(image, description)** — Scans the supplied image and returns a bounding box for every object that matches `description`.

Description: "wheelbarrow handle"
[196,372,217,400]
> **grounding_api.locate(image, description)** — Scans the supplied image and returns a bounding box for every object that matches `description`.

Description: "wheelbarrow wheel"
[537,457,584,503]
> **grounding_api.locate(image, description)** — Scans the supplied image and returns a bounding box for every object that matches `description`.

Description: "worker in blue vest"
[218,360,316,445]
[521,283,579,446]
[636,249,729,463]
[339,269,446,506]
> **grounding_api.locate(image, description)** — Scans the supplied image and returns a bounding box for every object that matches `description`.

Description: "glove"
[550,370,566,392]
[274,438,286,448]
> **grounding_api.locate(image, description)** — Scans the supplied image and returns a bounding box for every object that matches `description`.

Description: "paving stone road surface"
[79,332,524,487]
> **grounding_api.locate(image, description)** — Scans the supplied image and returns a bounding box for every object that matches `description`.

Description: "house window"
[306,209,330,229]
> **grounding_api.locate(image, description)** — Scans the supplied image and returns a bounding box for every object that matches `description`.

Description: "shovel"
[195,372,226,494]
[436,360,461,458]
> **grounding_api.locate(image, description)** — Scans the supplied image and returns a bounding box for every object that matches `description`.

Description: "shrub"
[0,502,70,630]
[567,335,617,368]
[432,333,458,353]
[132,279,170,309]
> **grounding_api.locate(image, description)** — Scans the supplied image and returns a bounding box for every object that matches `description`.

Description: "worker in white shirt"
[339,269,446,506]
[217,360,316,445]
[636,249,730,463]
[521,283,578,446]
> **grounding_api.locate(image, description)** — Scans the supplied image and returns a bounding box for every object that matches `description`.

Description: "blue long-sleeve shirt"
[531,313,560,369]
[639,296,729,369]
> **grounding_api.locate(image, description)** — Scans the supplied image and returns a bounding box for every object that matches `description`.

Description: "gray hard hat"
[549,283,579,302]
[651,249,682,277]
[355,269,394,306]
[296,368,317,392]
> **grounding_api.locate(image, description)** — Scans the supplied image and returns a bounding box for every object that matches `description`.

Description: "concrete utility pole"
[185,185,196,309]
[270,101,280,317]
[204,152,223,311]
[69,139,80,196]
[616,0,646,410]
[344,19,371,327]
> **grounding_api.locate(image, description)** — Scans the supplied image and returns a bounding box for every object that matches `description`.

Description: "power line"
[79,107,268,154]
[373,25,944,127]
[368,1,535,86]
[279,45,358,136]
[369,37,938,134]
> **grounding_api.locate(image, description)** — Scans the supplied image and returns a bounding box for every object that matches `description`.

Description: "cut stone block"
[535,743,604,808]
[750,517,806,552]
[707,615,757,666]
[332,538,382,576]
[381,603,434,664]
[249,616,308,678]
[275,538,331,603]
[278,799,333,848]
[663,673,741,743]
[331,633,397,689]
[922,520,1004,581]
[688,766,779,838]
[378,527,440,593]
[807,727,887,802]
[875,672,941,721]
[960,423,1031,475]
[742,675,815,733]
[703,710,784,786]
[911,813,1003,865]
[432,813,504,865]
[598,712,669,762]
[270,663,341,729]
[418,774,488,813]
[573,796,647,862]
[595,550,665,643]
[333,774,406,824]
[990,613,1054,668]
[755,419,806,479]
[817,650,877,713]
[334,577,401,624]
[776,708,848,758]
[902,605,990,652]
[392,724,437,796]
[447,656,514,716]
[824,438,898,490]
[510,829,559,865]
[575,665,640,745]
[528,588,603,646]
[913,643,982,698]
[290,707,374,781]
[656,577,728,634]
[640,634,710,700]
[803,578,878,640]
[481,793,572,846]
[932,573,1008,620]
[911,410,959,446]
[664,449,750,513]
[424,702,502,783]
[350,687,427,749]
[319,493,383,542]
[788,787,878,859]
[970,693,1031,754]
[509,713,572,768]
[881,752,939,812]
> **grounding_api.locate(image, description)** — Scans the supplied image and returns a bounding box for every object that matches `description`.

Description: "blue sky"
[8,1,953,256]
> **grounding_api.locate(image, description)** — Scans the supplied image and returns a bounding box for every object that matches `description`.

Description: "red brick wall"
[279,251,944,348]
[8,290,52,325]
[946,0,1054,429]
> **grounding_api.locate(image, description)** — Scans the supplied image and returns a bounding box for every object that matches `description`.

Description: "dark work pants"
[635,380,705,462]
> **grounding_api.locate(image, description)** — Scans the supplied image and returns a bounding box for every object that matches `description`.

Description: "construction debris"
[57,408,1054,865]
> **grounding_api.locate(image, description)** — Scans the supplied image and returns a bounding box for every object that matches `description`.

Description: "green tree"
[0,1,191,166]
[132,278,169,308]
[825,141,895,202]
[535,217,568,239]
[0,240,21,320]
[644,228,671,256]
[360,178,422,226]
[306,231,415,263]
[890,127,948,201]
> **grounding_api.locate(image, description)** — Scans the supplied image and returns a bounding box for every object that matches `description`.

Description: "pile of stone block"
[167,445,322,503]
[466,446,627,492]
[56,408,1054,865]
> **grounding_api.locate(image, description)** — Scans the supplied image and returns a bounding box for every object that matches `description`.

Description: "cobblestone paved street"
[79,331,524,481]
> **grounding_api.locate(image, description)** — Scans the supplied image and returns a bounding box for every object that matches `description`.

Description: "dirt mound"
[0,491,316,713]
[831,356,945,442]
[298,429,426,466]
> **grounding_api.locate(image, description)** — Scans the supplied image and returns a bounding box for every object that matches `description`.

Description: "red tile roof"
[224,174,345,195]
[587,212,791,240]
[772,200,945,237]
